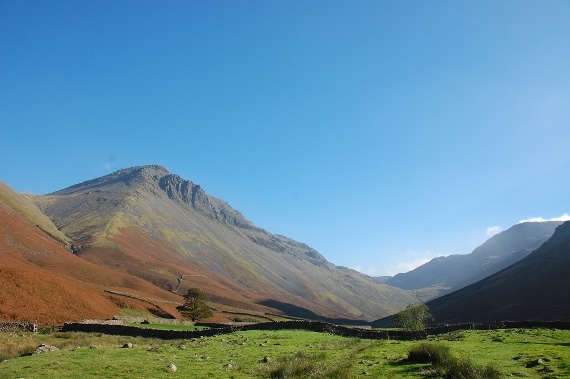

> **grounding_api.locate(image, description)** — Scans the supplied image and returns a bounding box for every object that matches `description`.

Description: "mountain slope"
[32,165,418,321]
[0,183,185,324]
[425,221,570,322]
[385,221,562,299]
[0,181,69,244]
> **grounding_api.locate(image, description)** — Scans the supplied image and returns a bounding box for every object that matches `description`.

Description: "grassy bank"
[1,328,568,378]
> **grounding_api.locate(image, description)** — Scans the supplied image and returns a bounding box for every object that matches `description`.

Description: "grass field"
[124,323,208,331]
[1,327,568,378]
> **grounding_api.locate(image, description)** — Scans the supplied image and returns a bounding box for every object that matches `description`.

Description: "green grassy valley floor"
[1,328,568,378]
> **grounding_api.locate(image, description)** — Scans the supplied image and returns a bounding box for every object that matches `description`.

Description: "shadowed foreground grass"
[1,328,569,378]
[407,341,501,379]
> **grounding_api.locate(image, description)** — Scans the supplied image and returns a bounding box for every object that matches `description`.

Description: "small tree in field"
[176,288,213,321]
[393,302,434,331]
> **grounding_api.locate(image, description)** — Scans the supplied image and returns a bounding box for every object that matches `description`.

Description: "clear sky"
[1,1,569,276]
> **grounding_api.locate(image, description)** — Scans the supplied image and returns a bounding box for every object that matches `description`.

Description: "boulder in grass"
[34,344,59,354]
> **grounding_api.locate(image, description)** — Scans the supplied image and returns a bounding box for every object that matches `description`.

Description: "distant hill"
[385,221,562,300]
[424,221,570,322]
[26,165,418,322]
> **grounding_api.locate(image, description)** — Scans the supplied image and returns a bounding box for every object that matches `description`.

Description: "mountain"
[28,165,418,321]
[385,221,562,300]
[424,221,570,322]
[0,181,183,324]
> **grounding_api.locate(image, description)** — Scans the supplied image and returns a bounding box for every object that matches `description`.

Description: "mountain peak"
[106,165,172,186]
[123,164,170,177]
[50,165,171,195]
[28,165,419,321]
[47,165,257,232]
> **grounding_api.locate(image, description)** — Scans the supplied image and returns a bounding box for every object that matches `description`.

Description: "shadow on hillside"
[257,299,366,326]
[147,306,175,319]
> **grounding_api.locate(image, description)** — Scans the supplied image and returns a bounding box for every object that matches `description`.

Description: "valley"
[1,165,569,326]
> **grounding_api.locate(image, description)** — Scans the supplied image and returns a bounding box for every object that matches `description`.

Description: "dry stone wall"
[0,321,37,332]
[62,320,426,340]
[425,320,570,334]
[61,319,570,341]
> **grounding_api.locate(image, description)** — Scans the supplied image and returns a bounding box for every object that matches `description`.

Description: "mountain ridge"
[424,220,570,322]
[385,221,562,299]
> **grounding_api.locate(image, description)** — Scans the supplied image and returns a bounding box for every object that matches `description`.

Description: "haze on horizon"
[1,1,569,276]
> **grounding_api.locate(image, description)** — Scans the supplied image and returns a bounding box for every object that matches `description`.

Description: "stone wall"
[425,320,570,335]
[62,320,426,340]
[0,321,37,332]
[61,319,570,341]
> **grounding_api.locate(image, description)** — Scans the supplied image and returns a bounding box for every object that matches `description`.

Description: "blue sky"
[1,1,569,276]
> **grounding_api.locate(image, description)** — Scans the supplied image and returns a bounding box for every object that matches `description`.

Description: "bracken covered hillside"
[0,181,184,324]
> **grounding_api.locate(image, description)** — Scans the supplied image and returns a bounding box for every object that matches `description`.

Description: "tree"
[393,302,434,331]
[176,288,213,321]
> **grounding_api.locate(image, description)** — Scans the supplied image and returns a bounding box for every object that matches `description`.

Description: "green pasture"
[1,327,568,378]
[124,323,207,331]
